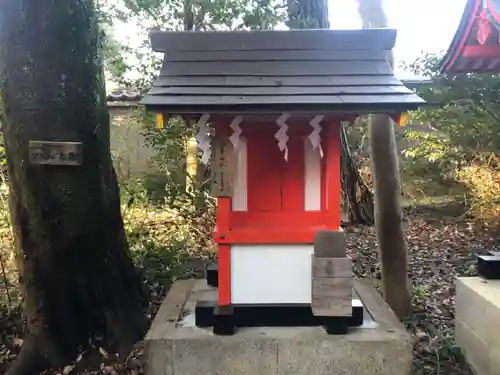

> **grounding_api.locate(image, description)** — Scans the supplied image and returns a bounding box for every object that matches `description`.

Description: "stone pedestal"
[145,279,412,375]
[456,277,500,375]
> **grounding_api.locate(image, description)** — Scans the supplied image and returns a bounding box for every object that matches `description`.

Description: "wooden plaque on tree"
[29,141,83,166]
[211,136,234,197]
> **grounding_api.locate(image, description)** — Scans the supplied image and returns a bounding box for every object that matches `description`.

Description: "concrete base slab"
[145,279,412,375]
[456,277,500,375]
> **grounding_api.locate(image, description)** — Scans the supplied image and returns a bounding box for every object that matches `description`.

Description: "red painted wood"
[218,244,231,305]
[212,121,232,137]
[282,136,305,212]
[445,0,482,72]
[246,130,282,212]
[477,9,494,44]
[229,211,328,229]
[462,44,500,57]
[320,143,327,211]
[245,123,307,213]
[216,197,231,231]
[215,229,320,244]
[241,122,315,137]
[325,122,341,229]
[216,198,231,305]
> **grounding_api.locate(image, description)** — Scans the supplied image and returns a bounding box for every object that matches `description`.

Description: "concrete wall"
[456,277,500,375]
[109,104,156,180]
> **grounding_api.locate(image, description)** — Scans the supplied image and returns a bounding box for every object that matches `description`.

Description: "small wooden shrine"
[141,28,425,335]
[442,0,500,73]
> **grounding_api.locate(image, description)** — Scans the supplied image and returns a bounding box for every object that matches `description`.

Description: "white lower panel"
[230,244,314,304]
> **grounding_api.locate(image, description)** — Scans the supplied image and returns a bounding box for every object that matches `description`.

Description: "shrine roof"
[141,29,424,114]
[441,0,500,73]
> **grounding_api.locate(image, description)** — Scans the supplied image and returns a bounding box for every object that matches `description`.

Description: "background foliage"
[401,53,500,219]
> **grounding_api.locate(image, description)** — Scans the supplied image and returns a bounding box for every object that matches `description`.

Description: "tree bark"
[356,0,410,319]
[287,0,375,225]
[287,0,330,29]
[369,115,410,319]
[0,1,149,374]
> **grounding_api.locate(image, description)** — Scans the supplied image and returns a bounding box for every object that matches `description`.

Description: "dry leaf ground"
[0,200,493,375]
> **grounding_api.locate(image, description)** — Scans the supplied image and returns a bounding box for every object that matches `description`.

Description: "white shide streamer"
[275,113,290,161]
[308,115,324,158]
[229,116,243,150]
[340,120,351,129]
[195,113,211,165]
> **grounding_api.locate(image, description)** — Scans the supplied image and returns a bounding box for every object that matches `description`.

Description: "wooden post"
[325,123,341,229]
[356,0,410,319]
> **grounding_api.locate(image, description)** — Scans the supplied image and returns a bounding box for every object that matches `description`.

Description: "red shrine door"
[214,120,340,245]
[245,126,306,214]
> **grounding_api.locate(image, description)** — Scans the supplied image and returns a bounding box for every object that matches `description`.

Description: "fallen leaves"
[346,209,491,375]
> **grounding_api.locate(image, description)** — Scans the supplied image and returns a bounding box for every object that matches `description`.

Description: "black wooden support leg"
[323,317,349,335]
[206,263,218,287]
[350,299,364,327]
[196,299,364,330]
[195,300,214,327]
[213,305,235,336]
[477,255,500,279]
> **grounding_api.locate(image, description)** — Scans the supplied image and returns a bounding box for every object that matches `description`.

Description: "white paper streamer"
[275,113,290,161]
[340,120,351,128]
[195,113,211,165]
[308,115,324,158]
[229,116,243,150]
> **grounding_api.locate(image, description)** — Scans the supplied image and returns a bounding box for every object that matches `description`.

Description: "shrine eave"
[139,101,423,116]
[141,29,425,115]
[441,0,500,73]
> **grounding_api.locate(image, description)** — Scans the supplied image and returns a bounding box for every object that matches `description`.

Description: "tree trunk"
[356,0,410,319]
[183,0,209,187]
[0,1,149,374]
[287,0,375,225]
[369,115,410,319]
[287,0,330,28]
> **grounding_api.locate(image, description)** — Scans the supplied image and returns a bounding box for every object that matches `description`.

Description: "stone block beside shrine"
[455,277,500,375]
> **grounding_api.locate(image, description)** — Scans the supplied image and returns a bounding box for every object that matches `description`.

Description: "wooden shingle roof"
[141,29,425,114]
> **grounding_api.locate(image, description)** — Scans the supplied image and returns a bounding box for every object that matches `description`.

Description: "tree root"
[5,336,49,375]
